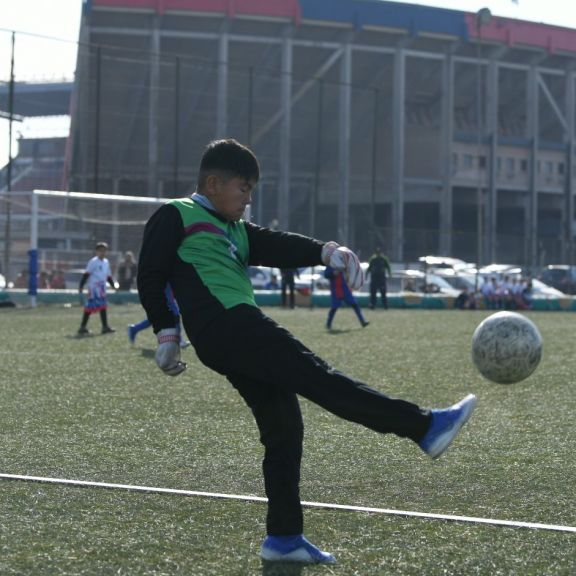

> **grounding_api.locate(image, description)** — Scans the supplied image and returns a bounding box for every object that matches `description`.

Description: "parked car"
[530,278,565,297]
[248,266,281,290]
[295,266,329,291]
[433,269,479,292]
[391,269,461,296]
[540,265,576,295]
[418,255,474,273]
[479,264,523,277]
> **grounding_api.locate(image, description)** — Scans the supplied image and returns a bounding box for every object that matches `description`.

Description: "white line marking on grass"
[1,472,575,534]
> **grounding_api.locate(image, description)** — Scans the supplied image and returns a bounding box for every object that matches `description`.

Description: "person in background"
[324,265,369,330]
[50,270,66,289]
[265,273,281,291]
[117,251,138,291]
[38,270,51,289]
[367,247,392,309]
[78,242,116,335]
[522,279,534,309]
[280,268,299,308]
[510,277,524,310]
[454,286,476,310]
[497,275,513,309]
[480,276,495,309]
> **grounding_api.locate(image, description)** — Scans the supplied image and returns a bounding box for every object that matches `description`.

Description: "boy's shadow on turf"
[67,333,109,340]
[261,561,305,576]
[326,328,352,335]
[140,348,156,359]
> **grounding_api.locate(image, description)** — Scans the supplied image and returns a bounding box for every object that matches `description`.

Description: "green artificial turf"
[0,304,574,575]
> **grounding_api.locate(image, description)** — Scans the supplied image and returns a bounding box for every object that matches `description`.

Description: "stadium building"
[5,0,576,270]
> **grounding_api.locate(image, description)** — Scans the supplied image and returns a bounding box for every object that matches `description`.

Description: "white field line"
[1,472,575,534]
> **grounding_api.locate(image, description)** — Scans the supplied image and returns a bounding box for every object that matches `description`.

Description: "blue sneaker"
[260,535,336,563]
[419,394,477,459]
[128,324,137,345]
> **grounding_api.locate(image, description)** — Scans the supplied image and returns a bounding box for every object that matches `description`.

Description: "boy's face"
[96,247,108,259]
[205,175,256,222]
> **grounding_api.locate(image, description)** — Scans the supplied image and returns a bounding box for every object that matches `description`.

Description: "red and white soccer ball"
[471,311,543,384]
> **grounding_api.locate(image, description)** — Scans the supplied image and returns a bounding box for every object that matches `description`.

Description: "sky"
[2,0,576,167]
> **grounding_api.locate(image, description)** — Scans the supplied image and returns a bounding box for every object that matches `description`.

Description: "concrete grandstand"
[5,0,576,271]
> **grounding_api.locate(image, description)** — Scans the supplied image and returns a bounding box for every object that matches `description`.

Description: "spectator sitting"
[510,277,525,310]
[265,274,280,290]
[498,275,514,309]
[38,270,51,289]
[481,277,496,309]
[521,279,534,309]
[50,270,66,289]
[454,286,476,310]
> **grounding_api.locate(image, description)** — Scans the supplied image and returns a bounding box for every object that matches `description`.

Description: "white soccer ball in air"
[471,311,542,384]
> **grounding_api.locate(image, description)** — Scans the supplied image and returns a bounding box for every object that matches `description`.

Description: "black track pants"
[193,305,430,535]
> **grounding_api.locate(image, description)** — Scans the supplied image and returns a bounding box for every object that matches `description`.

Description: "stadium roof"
[0,82,72,118]
[87,0,576,56]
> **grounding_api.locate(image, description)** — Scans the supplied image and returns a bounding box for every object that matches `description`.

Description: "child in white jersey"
[77,242,117,335]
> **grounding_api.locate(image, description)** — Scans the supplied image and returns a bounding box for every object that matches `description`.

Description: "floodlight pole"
[475,8,492,289]
[3,32,15,283]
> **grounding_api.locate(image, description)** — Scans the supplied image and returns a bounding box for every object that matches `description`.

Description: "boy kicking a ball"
[137,139,476,564]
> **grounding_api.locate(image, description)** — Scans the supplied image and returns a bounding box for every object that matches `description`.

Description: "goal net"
[26,190,166,300]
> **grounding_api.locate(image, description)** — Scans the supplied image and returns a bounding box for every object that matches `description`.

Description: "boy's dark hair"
[95,242,109,250]
[197,139,260,190]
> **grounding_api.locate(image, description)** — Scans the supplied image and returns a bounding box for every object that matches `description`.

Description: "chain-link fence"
[2,15,575,284]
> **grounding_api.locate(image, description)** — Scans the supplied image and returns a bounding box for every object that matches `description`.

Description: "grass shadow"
[261,560,306,576]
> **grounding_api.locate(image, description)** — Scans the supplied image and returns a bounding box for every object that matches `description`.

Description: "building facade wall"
[69,0,576,266]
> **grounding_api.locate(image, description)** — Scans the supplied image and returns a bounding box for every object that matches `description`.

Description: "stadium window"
[558,162,565,175]
[520,159,528,172]
[463,154,474,169]
[478,155,487,169]
[545,160,554,175]
[506,157,515,174]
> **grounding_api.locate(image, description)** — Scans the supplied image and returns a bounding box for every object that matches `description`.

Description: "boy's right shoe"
[77,327,90,336]
[419,394,477,459]
[128,324,137,345]
[260,535,335,564]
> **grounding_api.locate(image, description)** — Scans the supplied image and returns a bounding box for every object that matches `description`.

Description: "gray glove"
[156,328,187,376]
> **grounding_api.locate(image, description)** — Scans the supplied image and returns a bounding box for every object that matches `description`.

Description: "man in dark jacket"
[367,247,392,309]
[280,268,299,308]
[137,138,477,564]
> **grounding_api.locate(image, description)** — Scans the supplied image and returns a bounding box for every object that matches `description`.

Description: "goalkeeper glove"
[156,328,187,377]
[321,241,364,291]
